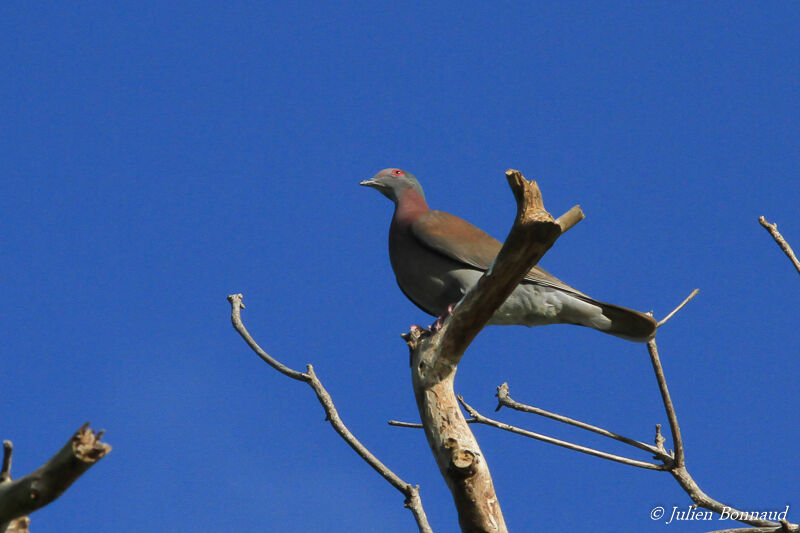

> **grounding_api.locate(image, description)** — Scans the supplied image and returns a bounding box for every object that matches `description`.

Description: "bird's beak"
[360,177,379,188]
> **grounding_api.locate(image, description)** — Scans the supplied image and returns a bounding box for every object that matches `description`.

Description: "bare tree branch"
[468,287,797,531]
[404,169,583,533]
[432,170,575,366]
[657,289,700,328]
[759,216,800,275]
[708,527,791,533]
[646,339,685,467]
[649,338,793,530]
[0,424,110,528]
[458,396,666,470]
[227,294,432,533]
[668,464,788,530]
[644,340,774,527]
[388,419,479,428]
[226,295,307,382]
[554,204,584,233]
[495,383,667,459]
[489,337,796,530]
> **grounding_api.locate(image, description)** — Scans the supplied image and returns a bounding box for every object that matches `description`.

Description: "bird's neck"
[393,187,429,223]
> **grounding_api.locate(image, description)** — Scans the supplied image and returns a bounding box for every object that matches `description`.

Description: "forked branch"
[227,294,432,533]
[404,169,583,533]
[431,170,581,365]
[496,382,666,457]
[459,396,665,470]
[473,287,797,531]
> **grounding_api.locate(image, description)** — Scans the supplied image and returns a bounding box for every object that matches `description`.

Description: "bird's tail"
[561,294,657,342]
[594,300,657,342]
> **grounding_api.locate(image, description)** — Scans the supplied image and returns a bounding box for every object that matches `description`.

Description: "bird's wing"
[411,210,588,297]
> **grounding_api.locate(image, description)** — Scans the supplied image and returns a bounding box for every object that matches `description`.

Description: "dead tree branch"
[227,293,432,533]
[0,424,110,529]
[759,216,800,275]
[657,289,700,328]
[707,523,794,533]
[646,339,684,466]
[388,419,479,428]
[469,280,798,531]
[403,169,582,533]
[459,396,665,470]
[648,339,795,530]
[495,383,668,458]
[482,341,796,531]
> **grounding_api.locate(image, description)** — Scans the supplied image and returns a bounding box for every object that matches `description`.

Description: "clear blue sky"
[2,2,798,531]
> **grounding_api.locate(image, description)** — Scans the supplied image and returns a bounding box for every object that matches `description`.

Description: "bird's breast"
[388,224,473,317]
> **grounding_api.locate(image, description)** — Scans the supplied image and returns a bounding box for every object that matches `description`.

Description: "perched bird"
[360,168,657,342]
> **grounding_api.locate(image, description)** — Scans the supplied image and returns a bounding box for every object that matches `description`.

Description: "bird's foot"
[429,303,457,332]
[402,324,430,350]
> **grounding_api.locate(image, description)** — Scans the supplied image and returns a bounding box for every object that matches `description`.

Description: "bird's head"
[360,168,425,203]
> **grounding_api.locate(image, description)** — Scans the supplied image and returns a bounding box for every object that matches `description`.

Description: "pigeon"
[360,168,657,342]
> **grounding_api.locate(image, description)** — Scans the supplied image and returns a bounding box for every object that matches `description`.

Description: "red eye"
[392,169,403,176]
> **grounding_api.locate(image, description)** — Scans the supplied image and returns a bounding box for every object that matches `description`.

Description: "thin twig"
[759,216,800,275]
[646,339,684,467]
[495,383,668,459]
[707,528,786,533]
[645,341,792,529]
[668,464,788,529]
[654,424,666,453]
[481,341,794,529]
[227,293,432,533]
[458,396,666,471]
[388,420,426,428]
[227,294,307,381]
[388,419,478,428]
[657,289,700,328]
